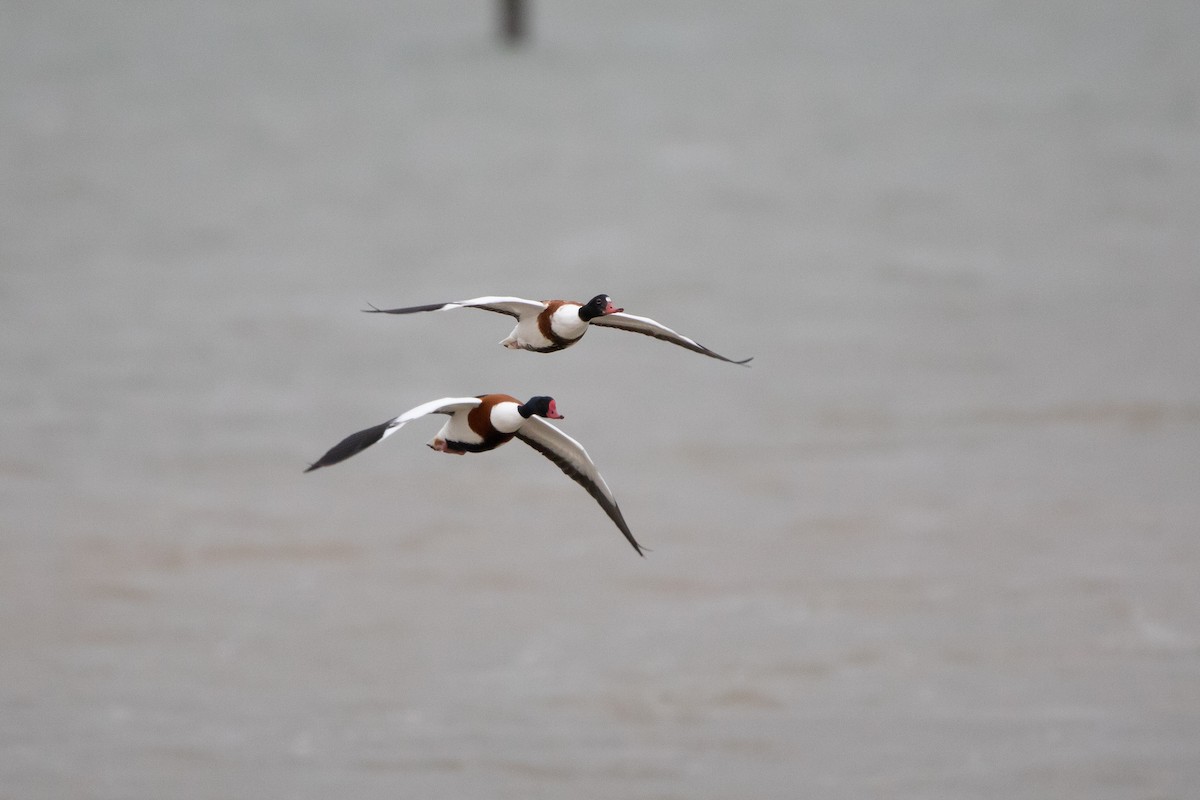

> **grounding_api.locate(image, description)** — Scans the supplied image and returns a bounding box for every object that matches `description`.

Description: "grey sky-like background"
[3,3,1199,798]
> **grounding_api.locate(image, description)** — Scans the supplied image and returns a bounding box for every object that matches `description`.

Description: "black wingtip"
[694,339,753,366]
[360,301,453,315]
[304,419,394,473]
[622,525,649,557]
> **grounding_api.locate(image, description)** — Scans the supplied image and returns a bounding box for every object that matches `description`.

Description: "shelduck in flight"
[364,294,752,365]
[305,394,644,555]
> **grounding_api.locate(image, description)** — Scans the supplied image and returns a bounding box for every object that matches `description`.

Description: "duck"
[364,294,752,365]
[305,394,644,556]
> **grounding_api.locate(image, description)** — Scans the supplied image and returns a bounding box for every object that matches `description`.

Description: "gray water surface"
[3,2,1199,798]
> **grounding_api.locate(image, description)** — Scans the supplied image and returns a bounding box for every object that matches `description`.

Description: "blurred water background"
[3,2,1199,798]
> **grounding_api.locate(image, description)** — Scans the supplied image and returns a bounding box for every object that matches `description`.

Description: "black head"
[519,395,563,419]
[578,294,623,321]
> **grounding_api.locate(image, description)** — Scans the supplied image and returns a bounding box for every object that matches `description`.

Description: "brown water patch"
[72,535,362,574]
[493,758,581,780]
[360,756,465,773]
[709,688,784,710]
[766,658,836,680]
[618,575,730,597]
[196,540,361,565]
[84,582,157,603]
[958,402,1200,430]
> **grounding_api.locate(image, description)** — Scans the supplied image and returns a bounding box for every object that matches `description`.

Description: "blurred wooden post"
[499,0,528,46]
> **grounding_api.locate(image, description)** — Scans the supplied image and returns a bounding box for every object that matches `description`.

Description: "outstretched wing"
[515,417,644,556]
[305,397,481,472]
[588,311,752,365]
[363,296,545,319]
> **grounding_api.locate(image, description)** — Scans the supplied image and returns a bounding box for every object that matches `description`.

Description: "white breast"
[489,402,526,434]
[550,304,587,340]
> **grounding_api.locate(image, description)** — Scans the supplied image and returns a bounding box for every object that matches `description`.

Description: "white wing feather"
[516,416,644,555]
[366,296,545,319]
[305,397,481,471]
[588,311,752,365]
[382,396,482,439]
